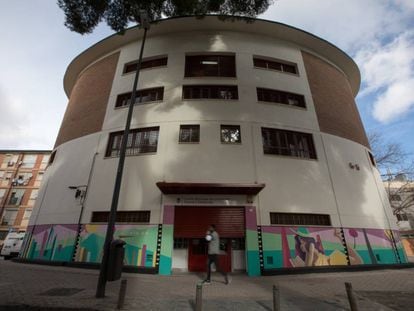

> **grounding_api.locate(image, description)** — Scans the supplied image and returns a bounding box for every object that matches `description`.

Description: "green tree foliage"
[57,0,273,34]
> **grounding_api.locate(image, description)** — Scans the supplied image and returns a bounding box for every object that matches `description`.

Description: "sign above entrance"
[177,197,240,205]
[156,182,265,195]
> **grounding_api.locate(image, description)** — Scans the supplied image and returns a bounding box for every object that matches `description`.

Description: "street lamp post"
[96,11,151,298]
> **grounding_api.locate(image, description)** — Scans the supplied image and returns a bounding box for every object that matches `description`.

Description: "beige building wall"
[30,17,398,235]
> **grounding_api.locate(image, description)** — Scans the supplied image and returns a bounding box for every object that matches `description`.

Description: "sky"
[0,1,413,162]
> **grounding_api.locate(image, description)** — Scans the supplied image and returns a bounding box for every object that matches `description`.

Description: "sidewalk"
[0,259,413,310]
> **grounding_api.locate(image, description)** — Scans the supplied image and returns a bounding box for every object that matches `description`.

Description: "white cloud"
[262,1,414,124]
[356,31,414,123]
[261,0,413,51]
[372,79,414,123]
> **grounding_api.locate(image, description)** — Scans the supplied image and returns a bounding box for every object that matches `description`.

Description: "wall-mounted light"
[349,163,360,171]
[68,185,88,201]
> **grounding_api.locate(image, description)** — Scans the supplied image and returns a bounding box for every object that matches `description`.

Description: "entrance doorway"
[188,238,232,272]
[173,206,245,272]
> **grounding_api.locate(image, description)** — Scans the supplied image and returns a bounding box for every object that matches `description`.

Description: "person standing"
[203,224,230,284]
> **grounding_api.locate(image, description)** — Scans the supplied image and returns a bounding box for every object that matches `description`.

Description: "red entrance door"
[174,206,245,273]
[188,238,232,272]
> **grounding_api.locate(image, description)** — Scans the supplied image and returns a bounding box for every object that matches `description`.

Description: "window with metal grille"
[185,55,236,77]
[105,127,159,157]
[115,87,164,108]
[257,88,306,108]
[8,189,25,205]
[221,125,241,144]
[253,57,298,74]
[123,56,168,73]
[261,127,317,159]
[270,212,331,226]
[179,125,200,143]
[183,85,238,100]
[390,194,402,201]
[396,213,409,221]
[173,238,189,249]
[91,211,151,223]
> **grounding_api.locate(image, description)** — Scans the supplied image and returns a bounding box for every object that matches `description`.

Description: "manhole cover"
[39,288,84,297]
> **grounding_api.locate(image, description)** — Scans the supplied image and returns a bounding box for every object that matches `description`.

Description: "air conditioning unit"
[7,161,15,167]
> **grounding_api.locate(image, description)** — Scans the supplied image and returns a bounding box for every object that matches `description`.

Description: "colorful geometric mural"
[401,238,414,257]
[343,228,403,265]
[75,224,158,267]
[159,205,174,275]
[261,226,349,269]
[24,224,77,261]
[245,206,260,276]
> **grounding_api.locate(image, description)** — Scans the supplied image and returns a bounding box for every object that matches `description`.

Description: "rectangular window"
[173,238,189,249]
[1,154,18,168]
[185,55,236,77]
[221,125,241,144]
[106,127,160,157]
[1,172,12,186]
[179,125,200,143]
[124,56,168,73]
[13,172,32,186]
[91,211,150,223]
[21,154,37,168]
[49,150,56,165]
[257,88,306,108]
[34,172,44,187]
[40,154,50,169]
[261,127,317,159]
[253,57,298,74]
[183,85,238,100]
[0,189,5,203]
[396,213,409,221]
[28,189,39,206]
[270,212,331,226]
[1,209,18,226]
[115,87,164,108]
[390,194,402,201]
[8,189,25,205]
[368,151,376,167]
[20,209,33,227]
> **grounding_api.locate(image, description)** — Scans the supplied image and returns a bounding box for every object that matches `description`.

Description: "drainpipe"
[70,152,98,261]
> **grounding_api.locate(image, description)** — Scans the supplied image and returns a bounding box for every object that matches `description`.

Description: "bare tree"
[369,132,414,223]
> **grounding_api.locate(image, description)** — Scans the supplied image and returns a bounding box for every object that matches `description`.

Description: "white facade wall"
[30,29,398,232]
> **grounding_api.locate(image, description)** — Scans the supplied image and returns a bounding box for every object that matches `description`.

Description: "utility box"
[107,239,126,282]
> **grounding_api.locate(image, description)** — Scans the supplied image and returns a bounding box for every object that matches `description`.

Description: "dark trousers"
[206,254,227,281]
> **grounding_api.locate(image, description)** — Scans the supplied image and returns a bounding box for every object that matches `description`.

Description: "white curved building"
[21,16,407,275]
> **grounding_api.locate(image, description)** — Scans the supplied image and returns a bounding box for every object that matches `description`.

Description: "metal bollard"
[117,279,128,310]
[273,284,280,311]
[195,283,203,311]
[345,282,359,311]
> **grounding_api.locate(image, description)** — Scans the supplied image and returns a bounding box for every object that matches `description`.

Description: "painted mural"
[159,205,174,275]
[401,238,414,257]
[261,226,407,270]
[24,224,77,261]
[75,224,158,267]
[261,227,350,269]
[343,228,405,264]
